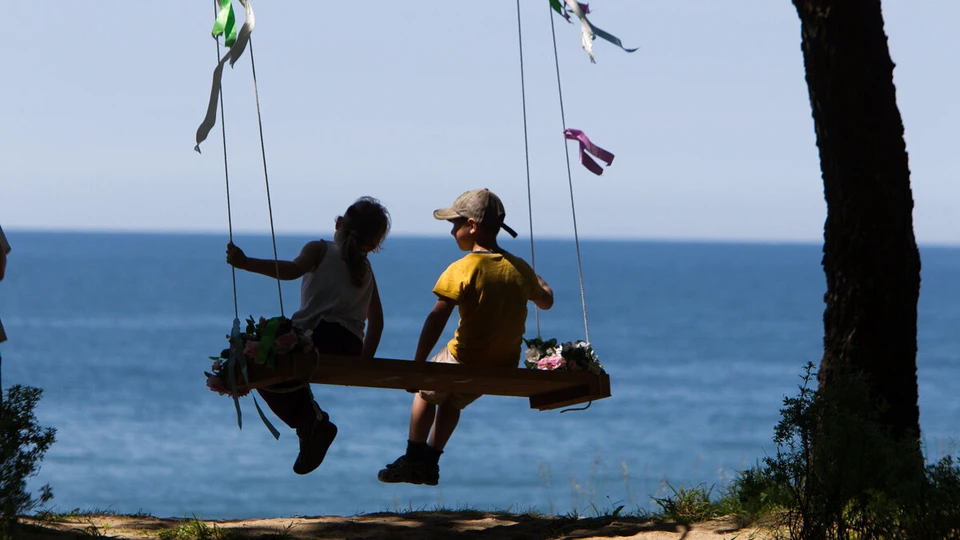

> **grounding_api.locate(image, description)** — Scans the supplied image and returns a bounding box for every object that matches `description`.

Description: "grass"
[35,506,150,522]
[157,515,233,540]
[16,502,766,540]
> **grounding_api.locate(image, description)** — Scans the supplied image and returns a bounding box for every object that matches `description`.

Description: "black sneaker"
[377,455,439,486]
[293,403,337,475]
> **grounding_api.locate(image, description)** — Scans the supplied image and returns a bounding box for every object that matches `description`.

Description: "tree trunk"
[792,0,921,442]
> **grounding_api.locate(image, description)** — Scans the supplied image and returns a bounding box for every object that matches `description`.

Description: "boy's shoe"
[377,455,439,486]
[293,403,337,475]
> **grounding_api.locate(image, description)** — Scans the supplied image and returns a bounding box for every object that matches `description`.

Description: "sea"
[1,231,958,519]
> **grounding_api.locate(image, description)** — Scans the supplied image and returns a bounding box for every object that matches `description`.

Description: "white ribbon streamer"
[195,0,256,153]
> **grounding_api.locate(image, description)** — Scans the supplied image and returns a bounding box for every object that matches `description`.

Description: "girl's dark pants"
[256,320,361,429]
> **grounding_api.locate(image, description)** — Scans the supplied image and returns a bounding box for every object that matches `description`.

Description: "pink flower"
[211,360,222,372]
[206,375,229,395]
[274,332,298,354]
[243,341,259,358]
[537,353,564,370]
[206,375,249,397]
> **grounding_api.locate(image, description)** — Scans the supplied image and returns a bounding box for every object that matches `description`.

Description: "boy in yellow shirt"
[378,188,554,486]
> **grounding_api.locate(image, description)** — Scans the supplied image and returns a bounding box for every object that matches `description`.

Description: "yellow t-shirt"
[433,250,544,366]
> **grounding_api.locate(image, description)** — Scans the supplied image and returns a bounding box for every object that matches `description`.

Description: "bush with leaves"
[0,385,56,537]
[727,362,960,539]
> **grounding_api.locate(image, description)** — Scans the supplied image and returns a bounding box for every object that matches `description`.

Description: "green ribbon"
[549,0,565,17]
[227,318,243,429]
[211,0,237,47]
[255,317,281,368]
[195,0,255,153]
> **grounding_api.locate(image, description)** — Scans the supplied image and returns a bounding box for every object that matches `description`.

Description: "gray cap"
[433,188,518,238]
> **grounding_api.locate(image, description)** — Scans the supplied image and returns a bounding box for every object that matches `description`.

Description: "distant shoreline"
[8,229,960,249]
[0,228,841,247]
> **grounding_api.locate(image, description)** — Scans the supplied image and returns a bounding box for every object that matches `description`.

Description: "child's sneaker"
[377,455,439,486]
[293,402,337,475]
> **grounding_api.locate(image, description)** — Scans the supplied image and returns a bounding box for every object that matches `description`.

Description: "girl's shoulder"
[294,240,331,272]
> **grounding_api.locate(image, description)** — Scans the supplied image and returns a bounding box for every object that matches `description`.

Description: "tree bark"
[792,0,921,442]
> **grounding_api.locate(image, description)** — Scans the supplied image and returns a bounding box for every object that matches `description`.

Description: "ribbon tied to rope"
[195,0,256,153]
[225,317,280,439]
[564,129,614,175]
[212,0,238,47]
[550,0,637,63]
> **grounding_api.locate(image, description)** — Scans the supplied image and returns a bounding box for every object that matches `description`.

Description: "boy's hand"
[226,243,248,269]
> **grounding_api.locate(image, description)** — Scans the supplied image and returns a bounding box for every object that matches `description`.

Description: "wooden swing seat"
[227,352,611,411]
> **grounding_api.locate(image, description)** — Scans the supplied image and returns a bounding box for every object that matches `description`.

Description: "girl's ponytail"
[340,229,366,287]
[335,197,390,287]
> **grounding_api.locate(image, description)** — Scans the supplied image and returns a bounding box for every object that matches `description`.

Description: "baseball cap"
[433,188,519,238]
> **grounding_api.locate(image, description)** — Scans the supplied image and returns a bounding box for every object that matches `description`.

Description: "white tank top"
[291,243,373,340]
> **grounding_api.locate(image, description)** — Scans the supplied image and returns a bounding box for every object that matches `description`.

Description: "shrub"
[0,385,56,537]
[728,362,960,539]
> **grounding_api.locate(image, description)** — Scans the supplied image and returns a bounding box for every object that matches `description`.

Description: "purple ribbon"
[561,2,591,20]
[564,129,614,175]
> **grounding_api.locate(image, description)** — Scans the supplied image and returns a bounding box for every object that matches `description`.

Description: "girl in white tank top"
[224,196,391,475]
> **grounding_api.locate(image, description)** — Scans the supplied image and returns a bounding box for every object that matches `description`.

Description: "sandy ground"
[17,512,775,539]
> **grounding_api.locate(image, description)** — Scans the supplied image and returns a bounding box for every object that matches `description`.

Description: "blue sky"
[2,2,957,243]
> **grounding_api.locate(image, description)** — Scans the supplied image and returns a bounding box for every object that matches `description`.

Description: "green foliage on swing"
[205,316,315,395]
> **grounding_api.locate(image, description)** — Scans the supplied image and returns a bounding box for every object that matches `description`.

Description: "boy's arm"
[413,296,457,363]
[361,277,383,359]
[226,242,310,281]
[533,275,554,310]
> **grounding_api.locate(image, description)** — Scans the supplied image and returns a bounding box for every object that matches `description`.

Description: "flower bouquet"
[523,336,604,374]
[205,315,314,396]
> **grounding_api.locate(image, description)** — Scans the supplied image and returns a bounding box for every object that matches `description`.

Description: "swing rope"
[210,0,281,438]
[513,5,598,414]
[548,3,591,345]
[214,22,239,321]
[246,38,285,317]
[515,0,540,338]
[211,0,249,433]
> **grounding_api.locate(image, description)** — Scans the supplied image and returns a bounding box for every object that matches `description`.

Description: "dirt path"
[18,512,773,539]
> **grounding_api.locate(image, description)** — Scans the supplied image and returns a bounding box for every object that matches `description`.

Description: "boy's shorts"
[418,347,481,410]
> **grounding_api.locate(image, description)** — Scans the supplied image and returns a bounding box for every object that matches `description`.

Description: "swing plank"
[226,352,611,411]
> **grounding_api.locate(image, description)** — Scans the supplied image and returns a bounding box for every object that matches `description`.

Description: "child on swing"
[378,188,554,486]
[226,196,390,475]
